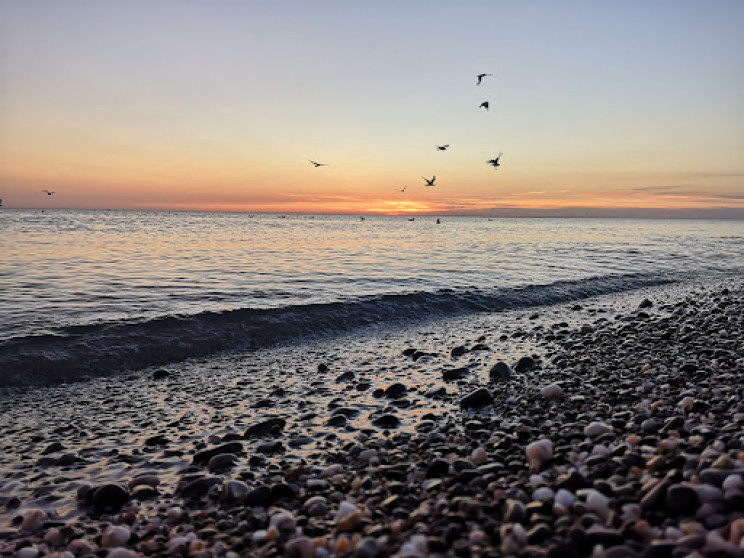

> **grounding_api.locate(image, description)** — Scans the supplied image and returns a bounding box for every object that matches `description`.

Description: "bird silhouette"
[422,176,436,187]
[476,73,491,85]
[399,185,409,193]
[487,153,503,169]
[309,160,327,167]
[436,144,450,151]
[479,101,489,111]
[42,190,55,195]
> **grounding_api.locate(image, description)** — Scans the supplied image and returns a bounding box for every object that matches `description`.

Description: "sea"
[1,209,742,386]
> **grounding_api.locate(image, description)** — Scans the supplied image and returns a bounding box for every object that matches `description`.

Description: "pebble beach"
[1,279,743,558]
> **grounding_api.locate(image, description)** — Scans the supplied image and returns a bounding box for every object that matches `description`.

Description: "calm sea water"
[1,209,742,385]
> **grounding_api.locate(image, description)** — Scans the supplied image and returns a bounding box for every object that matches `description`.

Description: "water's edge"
[0,273,675,387]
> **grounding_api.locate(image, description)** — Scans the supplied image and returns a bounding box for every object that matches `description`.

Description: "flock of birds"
[38,74,501,202]
[309,72,503,191]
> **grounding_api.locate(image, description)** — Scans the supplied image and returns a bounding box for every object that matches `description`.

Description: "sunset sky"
[1,1,742,216]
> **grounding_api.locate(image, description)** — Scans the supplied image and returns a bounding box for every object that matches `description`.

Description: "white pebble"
[525,439,553,472]
[252,530,267,542]
[532,486,555,502]
[398,534,428,557]
[585,489,610,517]
[554,488,576,508]
[16,548,39,558]
[269,511,296,534]
[107,549,136,558]
[102,525,130,548]
[723,474,743,491]
[591,444,610,457]
[323,464,343,477]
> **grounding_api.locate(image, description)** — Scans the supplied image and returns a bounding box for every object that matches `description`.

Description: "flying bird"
[487,153,503,169]
[479,101,489,111]
[42,190,55,195]
[436,144,450,151]
[309,160,327,167]
[399,185,409,193]
[476,73,492,85]
[422,176,436,187]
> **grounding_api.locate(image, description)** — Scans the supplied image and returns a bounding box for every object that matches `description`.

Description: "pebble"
[101,525,130,548]
[540,383,563,399]
[526,439,553,472]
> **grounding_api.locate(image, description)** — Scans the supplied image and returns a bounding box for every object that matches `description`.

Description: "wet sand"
[1,278,742,557]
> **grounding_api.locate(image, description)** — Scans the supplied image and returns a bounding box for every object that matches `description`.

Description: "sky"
[1,1,743,216]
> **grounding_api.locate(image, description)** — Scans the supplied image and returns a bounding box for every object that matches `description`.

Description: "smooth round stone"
[514,356,536,372]
[371,414,400,429]
[666,484,700,516]
[426,458,450,478]
[699,468,737,487]
[208,453,238,472]
[503,499,527,523]
[460,388,494,409]
[540,384,563,399]
[92,484,130,514]
[489,361,513,382]
[223,480,249,501]
[384,383,407,398]
[244,485,271,506]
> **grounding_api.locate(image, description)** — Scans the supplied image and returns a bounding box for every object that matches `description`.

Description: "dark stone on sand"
[426,458,450,478]
[451,345,467,357]
[460,388,494,409]
[317,363,329,372]
[372,414,400,429]
[244,485,272,507]
[207,453,238,472]
[131,485,159,500]
[42,441,64,454]
[244,417,286,438]
[144,434,171,447]
[91,483,130,514]
[271,482,297,502]
[192,441,243,464]
[384,383,407,398]
[326,415,347,427]
[514,356,536,372]
[442,367,470,381]
[639,298,653,309]
[288,436,314,448]
[178,476,221,499]
[489,361,513,382]
[335,371,355,382]
[56,453,79,466]
[152,369,170,380]
[255,441,284,454]
[665,484,699,516]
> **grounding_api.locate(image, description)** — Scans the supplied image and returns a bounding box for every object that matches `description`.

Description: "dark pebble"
[442,367,470,381]
[384,383,407,399]
[244,417,286,438]
[371,414,400,429]
[489,361,513,382]
[460,388,494,409]
[192,441,243,465]
[91,483,130,514]
[514,356,536,372]
[665,484,700,516]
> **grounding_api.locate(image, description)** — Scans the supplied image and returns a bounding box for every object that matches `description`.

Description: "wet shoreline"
[1,279,743,557]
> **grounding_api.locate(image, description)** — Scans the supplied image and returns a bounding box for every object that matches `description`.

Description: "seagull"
[487,153,503,168]
[476,73,492,85]
[422,176,436,187]
[436,144,450,151]
[309,160,327,167]
[399,185,408,193]
[42,190,55,195]
[479,101,489,111]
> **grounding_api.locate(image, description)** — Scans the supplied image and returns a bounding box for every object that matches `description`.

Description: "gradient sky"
[1,1,743,216]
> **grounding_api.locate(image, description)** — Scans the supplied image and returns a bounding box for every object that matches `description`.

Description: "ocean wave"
[0,273,674,387]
